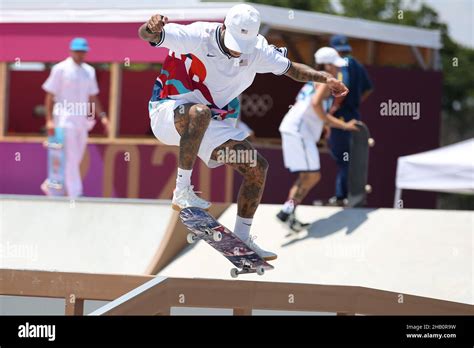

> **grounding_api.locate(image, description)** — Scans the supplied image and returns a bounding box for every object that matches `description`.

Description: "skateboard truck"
[186,226,222,244]
[230,260,265,278]
[43,141,64,150]
[46,181,63,190]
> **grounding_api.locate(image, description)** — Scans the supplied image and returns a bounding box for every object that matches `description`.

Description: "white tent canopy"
[394,139,474,206]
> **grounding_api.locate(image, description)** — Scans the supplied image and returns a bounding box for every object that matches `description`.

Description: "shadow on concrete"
[282,208,377,248]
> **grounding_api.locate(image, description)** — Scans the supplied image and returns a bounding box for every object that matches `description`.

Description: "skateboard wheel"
[365,184,372,193]
[230,268,239,278]
[368,138,375,147]
[213,231,222,242]
[256,266,265,276]
[186,233,197,244]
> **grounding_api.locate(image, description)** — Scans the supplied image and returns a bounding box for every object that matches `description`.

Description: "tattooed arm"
[286,62,349,97]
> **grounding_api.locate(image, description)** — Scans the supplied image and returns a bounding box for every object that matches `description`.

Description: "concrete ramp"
[0,195,173,274]
[159,204,473,305]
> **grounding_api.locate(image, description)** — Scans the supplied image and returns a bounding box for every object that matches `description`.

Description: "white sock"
[176,168,192,191]
[234,216,253,241]
[282,199,296,214]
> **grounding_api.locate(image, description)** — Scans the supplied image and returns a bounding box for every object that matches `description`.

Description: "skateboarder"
[277,47,358,230]
[327,35,373,206]
[41,37,109,198]
[139,4,348,260]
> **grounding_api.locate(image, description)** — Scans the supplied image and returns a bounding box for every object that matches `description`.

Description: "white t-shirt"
[279,82,332,142]
[150,22,291,121]
[42,57,99,128]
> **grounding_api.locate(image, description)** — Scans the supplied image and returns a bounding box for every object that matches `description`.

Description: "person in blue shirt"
[328,35,373,206]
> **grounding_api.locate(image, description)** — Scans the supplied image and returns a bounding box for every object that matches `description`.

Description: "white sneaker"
[245,235,277,261]
[172,185,212,211]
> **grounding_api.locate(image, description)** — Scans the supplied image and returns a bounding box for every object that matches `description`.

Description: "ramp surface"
[1,195,173,274]
[159,204,473,305]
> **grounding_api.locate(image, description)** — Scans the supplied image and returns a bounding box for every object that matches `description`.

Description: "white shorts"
[149,100,249,168]
[281,132,320,173]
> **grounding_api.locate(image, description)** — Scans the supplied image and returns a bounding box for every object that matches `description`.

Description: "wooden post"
[0,62,9,139]
[423,48,433,70]
[156,307,171,315]
[367,41,375,65]
[65,294,85,316]
[234,307,252,316]
[108,63,122,140]
[280,33,305,64]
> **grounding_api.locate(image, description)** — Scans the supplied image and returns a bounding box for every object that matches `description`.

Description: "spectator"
[40,38,109,198]
[328,35,373,206]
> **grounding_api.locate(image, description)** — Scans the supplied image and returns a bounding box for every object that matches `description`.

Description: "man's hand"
[146,14,168,34]
[286,63,349,97]
[46,119,55,136]
[327,77,349,98]
[344,119,360,132]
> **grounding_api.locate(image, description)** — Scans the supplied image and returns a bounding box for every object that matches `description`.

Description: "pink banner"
[0,23,173,63]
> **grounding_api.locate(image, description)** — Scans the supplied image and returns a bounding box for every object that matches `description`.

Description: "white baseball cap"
[314,47,347,67]
[224,4,261,54]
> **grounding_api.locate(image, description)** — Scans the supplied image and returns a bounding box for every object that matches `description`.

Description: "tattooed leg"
[174,103,211,170]
[211,139,268,218]
[288,171,321,204]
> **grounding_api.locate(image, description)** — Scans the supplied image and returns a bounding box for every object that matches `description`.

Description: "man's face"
[228,48,242,58]
[324,64,339,77]
[70,50,87,63]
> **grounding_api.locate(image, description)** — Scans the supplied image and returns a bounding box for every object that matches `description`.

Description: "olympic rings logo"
[240,93,274,118]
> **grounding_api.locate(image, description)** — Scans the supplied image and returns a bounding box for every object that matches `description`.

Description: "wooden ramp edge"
[2,269,472,316]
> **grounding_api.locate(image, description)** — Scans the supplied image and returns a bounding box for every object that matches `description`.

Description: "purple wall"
[1,140,437,209]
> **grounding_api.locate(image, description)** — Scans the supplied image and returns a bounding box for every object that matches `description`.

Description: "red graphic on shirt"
[159,53,214,105]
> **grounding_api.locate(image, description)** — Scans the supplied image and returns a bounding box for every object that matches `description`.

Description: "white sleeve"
[255,37,291,75]
[151,22,204,54]
[89,69,99,96]
[42,65,62,95]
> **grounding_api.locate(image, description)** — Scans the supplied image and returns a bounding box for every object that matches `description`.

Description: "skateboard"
[347,121,374,207]
[179,207,274,278]
[45,128,66,196]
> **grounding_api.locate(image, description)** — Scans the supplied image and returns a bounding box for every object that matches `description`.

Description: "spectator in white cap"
[41,37,109,198]
[277,47,359,230]
[138,5,349,261]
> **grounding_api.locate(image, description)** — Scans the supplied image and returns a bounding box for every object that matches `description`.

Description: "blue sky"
[423,0,473,48]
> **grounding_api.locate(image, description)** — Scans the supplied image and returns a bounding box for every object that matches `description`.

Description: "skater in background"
[277,47,358,231]
[327,35,373,206]
[41,37,109,198]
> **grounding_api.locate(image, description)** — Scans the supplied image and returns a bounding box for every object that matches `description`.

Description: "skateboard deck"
[179,207,274,278]
[46,128,66,196]
[347,121,374,207]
